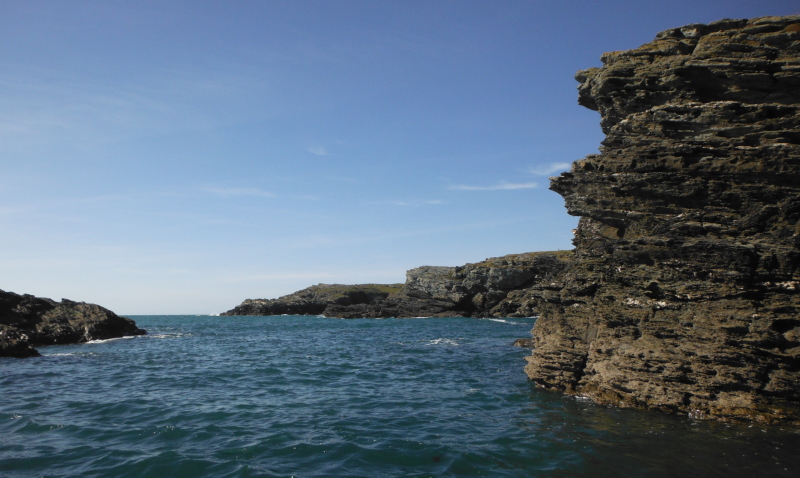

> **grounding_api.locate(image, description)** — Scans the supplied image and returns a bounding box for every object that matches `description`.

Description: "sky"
[1,1,798,314]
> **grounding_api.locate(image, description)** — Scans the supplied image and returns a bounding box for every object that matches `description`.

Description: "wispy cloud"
[389,200,444,206]
[527,162,571,176]
[307,146,328,156]
[448,182,538,191]
[205,187,274,197]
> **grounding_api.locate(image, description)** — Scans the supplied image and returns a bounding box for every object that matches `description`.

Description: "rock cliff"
[0,289,146,358]
[524,15,800,424]
[222,251,571,318]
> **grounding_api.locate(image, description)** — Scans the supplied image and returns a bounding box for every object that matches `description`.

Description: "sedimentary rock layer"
[0,289,146,358]
[525,15,800,423]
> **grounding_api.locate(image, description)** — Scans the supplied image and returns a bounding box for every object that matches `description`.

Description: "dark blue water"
[1,316,799,477]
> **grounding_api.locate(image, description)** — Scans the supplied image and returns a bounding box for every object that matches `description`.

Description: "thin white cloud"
[307,146,328,156]
[206,187,274,197]
[527,162,571,176]
[448,182,538,191]
[389,200,444,206]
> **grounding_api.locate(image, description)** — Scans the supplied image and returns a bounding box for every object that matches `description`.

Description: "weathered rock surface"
[525,16,800,424]
[222,251,571,318]
[0,289,146,358]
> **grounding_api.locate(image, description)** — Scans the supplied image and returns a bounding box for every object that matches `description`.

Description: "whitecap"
[147,332,190,339]
[84,335,138,345]
[426,338,459,346]
[484,318,519,325]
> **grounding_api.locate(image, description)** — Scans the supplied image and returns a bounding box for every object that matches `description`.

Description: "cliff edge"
[525,16,800,423]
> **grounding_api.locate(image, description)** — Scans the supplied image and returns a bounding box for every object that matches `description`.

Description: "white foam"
[84,336,136,345]
[147,332,190,339]
[426,338,459,346]
[485,318,518,324]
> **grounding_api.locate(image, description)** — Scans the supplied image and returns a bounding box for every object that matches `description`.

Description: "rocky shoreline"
[0,289,146,358]
[225,15,800,424]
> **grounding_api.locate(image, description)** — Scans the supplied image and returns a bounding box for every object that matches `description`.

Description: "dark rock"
[0,325,40,358]
[524,15,800,424]
[0,289,146,358]
[221,283,404,317]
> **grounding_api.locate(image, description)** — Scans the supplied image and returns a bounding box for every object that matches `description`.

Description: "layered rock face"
[525,16,800,423]
[0,289,146,358]
[222,251,571,318]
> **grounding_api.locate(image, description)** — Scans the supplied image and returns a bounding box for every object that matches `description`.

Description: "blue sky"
[2,1,798,314]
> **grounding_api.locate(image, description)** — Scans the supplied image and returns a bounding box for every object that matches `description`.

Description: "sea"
[1,315,798,477]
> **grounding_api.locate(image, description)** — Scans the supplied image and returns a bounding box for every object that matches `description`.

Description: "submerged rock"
[0,289,146,358]
[524,15,800,424]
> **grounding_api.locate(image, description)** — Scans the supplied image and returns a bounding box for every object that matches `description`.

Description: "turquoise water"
[1,315,799,477]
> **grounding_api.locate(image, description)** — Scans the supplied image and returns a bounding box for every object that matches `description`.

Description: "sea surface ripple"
[2,315,799,477]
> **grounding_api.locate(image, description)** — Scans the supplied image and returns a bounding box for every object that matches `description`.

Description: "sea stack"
[524,16,800,423]
[0,289,146,358]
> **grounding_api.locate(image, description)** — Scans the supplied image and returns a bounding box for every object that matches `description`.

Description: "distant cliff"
[0,289,146,358]
[525,16,800,424]
[222,251,571,318]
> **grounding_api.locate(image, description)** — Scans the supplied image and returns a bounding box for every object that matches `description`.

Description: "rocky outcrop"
[221,283,405,317]
[524,16,800,424]
[222,251,571,318]
[398,252,572,317]
[0,289,146,358]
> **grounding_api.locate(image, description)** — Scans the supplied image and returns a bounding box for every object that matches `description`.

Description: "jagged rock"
[512,338,536,348]
[0,289,146,358]
[524,15,800,424]
[0,325,40,358]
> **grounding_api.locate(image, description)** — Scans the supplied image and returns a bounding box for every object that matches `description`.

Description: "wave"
[84,336,137,345]
[425,338,459,346]
[484,318,518,324]
[146,333,192,340]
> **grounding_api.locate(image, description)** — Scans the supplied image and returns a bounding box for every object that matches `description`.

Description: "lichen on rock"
[524,15,800,424]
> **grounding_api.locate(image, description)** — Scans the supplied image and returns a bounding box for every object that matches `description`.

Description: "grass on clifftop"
[465,250,574,268]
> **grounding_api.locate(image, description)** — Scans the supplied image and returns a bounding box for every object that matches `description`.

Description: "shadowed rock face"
[221,284,405,317]
[0,289,146,358]
[525,16,800,424]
